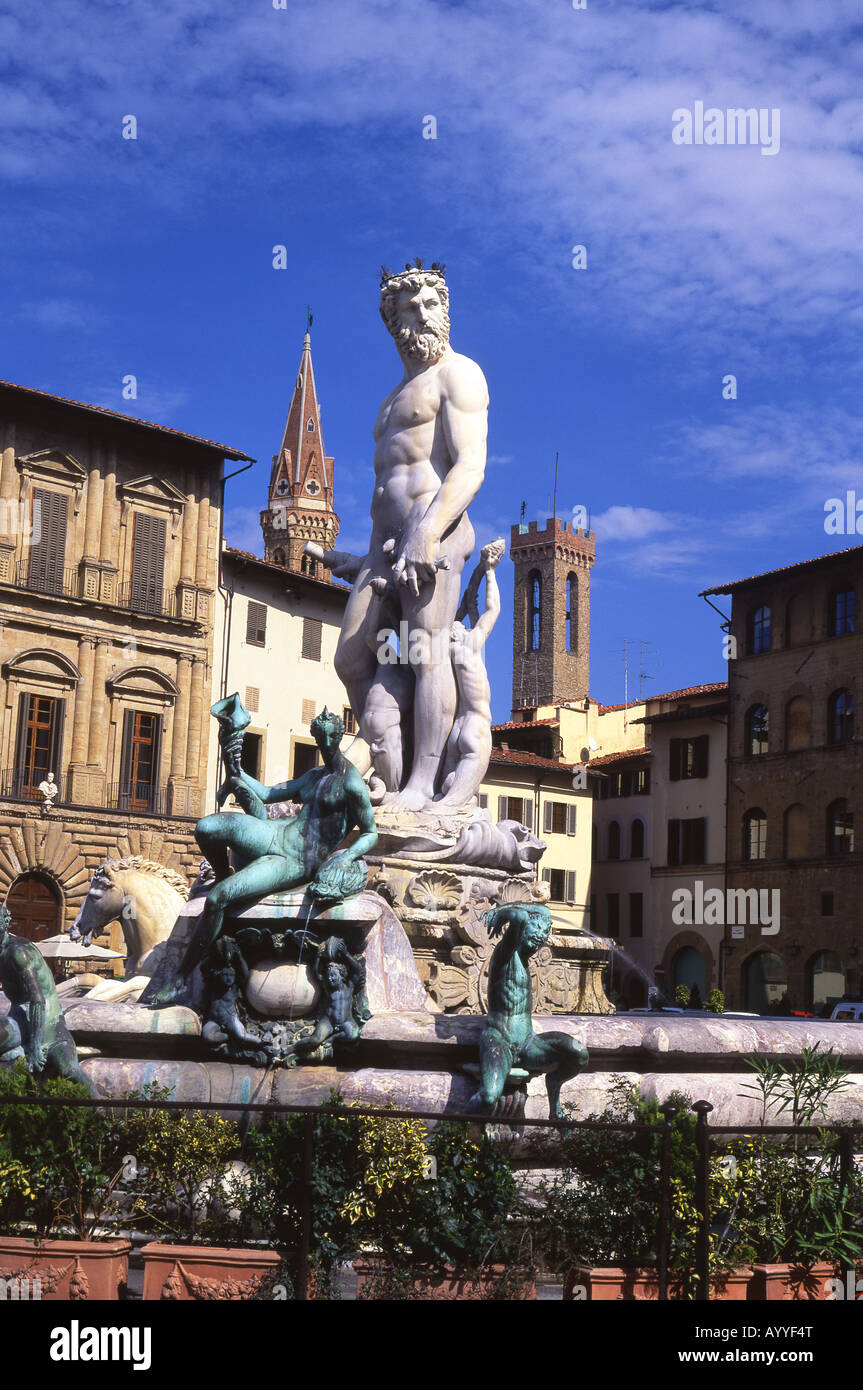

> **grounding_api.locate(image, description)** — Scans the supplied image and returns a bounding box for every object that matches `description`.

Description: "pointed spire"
[261,322,340,576]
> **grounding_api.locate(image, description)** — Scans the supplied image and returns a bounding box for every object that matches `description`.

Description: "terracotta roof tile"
[0,378,253,461]
[700,546,863,596]
[224,546,351,594]
[587,747,651,767]
[491,718,559,731]
[488,749,577,772]
[599,682,727,713]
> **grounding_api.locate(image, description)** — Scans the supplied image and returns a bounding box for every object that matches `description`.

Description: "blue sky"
[3,0,863,721]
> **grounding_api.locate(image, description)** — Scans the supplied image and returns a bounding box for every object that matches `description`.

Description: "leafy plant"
[0,1061,128,1241]
[706,989,725,1014]
[122,1083,241,1244]
[674,984,691,1008]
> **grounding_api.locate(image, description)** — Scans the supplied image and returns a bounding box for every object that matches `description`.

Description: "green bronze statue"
[0,905,93,1090]
[151,700,378,1007]
[466,902,588,1119]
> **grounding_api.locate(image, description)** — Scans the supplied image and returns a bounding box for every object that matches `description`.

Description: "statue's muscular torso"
[370,349,484,547]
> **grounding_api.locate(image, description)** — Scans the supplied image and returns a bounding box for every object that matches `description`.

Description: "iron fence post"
[692,1100,713,1302]
[657,1103,677,1301]
[297,1111,314,1301]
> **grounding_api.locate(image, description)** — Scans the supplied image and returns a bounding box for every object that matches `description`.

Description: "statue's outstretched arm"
[338,778,378,862]
[237,768,307,805]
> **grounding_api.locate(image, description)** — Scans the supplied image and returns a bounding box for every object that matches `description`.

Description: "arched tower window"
[566,573,577,652]
[743,808,768,860]
[745,704,769,756]
[528,571,542,652]
[748,605,771,655]
[828,689,854,745]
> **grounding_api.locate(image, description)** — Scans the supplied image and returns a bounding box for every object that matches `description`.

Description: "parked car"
[829,1001,863,1022]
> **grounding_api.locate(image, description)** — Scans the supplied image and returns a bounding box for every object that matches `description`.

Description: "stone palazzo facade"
[0,380,250,945]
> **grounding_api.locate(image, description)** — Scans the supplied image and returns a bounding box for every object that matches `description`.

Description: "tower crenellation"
[509,516,595,712]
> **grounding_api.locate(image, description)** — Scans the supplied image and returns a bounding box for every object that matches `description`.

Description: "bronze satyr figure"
[467,903,588,1119]
[0,905,93,1091]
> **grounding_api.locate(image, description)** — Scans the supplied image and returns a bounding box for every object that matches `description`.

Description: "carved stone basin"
[245,959,320,1019]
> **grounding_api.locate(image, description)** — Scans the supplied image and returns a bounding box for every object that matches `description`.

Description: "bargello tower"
[260,328,339,579]
[510,517,595,710]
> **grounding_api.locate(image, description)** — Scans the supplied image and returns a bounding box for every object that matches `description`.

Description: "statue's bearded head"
[380,268,450,363]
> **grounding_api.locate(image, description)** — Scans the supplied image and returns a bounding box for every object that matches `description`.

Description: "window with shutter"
[544,802,553,834]
[667,818,681,866]
[302,617,322,661]
[246,602,267,647]
[630,893,644,938]
[565,870,576,903]
[18,694,62,797]
[130,513,166,614]
[607,893,620,938]
[567,804,577,836]
[28,489,68,593]
[119,709,162,812]
[245,686,260,712]
[497,796,507,823]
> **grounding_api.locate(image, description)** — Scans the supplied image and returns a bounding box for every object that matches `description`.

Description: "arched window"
[273,549,286,566]
[673,946,706,1001]
[743,808,768,860]
[831,588,855,636]
[607,820,621,860]
[746,704,769,756]
[565,573,577,653]
[630,818,645,858]
[301,553,316,577]
[748,605,771,655]
[744,951,788,1014]
[828,689,854,745]
[783,803,808,859]
[306,417,315,432]
[785,696,811,750]
[808,951,845,1013]
[6,873,62,944]
[528,572,541,651]
[827,799,854,855]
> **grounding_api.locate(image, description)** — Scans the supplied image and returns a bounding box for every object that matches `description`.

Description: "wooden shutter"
[29,488,68,592]
[246,601,267,647]
[567,803,577,836]
[565,870,576,903]
[522,798,533,831]
[302,617,322,661]
[149,716,163,810]
[544,801,553,834]
[48,699,65,778]
[118,709,136,807]
[667,818,680,866]
[130,512,166,613]
[542,868,551,885]
[497,796,507,822]
[12,693,31,796]
[669,738,681,782]
[693,817,706,863]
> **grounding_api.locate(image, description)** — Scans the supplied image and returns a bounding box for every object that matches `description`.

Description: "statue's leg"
[466,1026,513,1113]
[184,853,304,974]
[389,555,470,809]
[46,1030,95,1094]
[521,1032,589,1120]
[196,813,245,881]
[0,1014,24,1065]
[334,572,384,743]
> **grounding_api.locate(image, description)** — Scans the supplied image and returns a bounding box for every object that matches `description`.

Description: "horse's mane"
[100,856,190,900]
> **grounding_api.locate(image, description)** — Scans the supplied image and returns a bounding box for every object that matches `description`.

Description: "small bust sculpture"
[37,771,58,815]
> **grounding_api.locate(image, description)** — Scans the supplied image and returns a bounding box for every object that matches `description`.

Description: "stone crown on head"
[379,257,446,289]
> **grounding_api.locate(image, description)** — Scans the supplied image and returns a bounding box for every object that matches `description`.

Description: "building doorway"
[744,951,788,1014]
[6,874,62,943]
[672,946,706,1002]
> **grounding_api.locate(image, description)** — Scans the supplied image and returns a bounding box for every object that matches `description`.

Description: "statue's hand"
[27,1043,48,1074]
[384,529,448,597]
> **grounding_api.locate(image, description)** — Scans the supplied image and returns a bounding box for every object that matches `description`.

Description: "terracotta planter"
[354,1255,536,1301]
[750,1262,836,1301]
[141,1243,283,1301]
[565,1265,753,1301]
[0,1235,131,1300]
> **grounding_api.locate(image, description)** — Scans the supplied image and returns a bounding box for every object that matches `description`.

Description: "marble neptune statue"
[327,260,490,813]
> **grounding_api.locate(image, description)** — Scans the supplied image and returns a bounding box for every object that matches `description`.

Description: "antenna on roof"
[520,500,526,523]
[305,305,313,333]
[552,451,559,524]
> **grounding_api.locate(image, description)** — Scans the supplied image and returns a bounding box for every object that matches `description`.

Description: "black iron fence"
[0,1091,859,1302]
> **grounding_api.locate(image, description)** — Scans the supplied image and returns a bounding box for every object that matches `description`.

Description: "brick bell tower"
[261,325,340,579]
[510,517,595,711]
